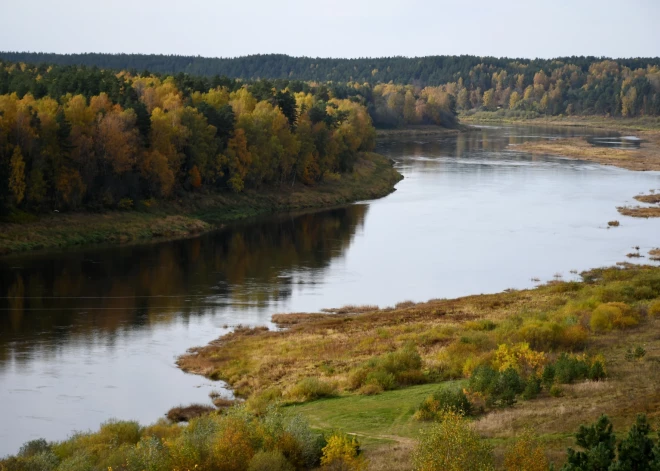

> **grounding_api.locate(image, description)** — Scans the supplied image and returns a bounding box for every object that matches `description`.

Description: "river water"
[1,125,659,456]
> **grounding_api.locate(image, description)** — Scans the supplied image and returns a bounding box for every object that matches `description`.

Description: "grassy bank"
[460,112,660,132]
[0,152,402,256]
[178,264,660,467]
[375,125,464,138]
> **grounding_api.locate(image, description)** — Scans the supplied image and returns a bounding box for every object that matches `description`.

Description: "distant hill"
[2,51,660,86]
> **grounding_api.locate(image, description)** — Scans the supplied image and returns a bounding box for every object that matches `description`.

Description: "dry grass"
[271,312,334,326]
[321,304,380,314]
[617,206,660,218]
[511,130,660,171]
[364,442,414,471]
[166,403,216,422]
[212,397,236,408]
[635,194,660,204]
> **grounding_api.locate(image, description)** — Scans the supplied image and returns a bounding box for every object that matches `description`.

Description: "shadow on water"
[0,204,368,370]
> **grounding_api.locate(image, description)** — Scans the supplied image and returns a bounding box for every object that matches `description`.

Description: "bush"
[649,300,660,317]
[349,345,425,391]
[18,439,50,458]
[549,385,563,397]
[522,375,541,400]
[289,377,337,401]
[588,361,606,381]
[554,353,590,384]
[126,436,171,471]
[414,387,472,421]
[590,304,619,331]
[541,364,555,390]
[412,410,494,471]
[365,370,396,391]
[117,198,134,210]
[503,430,549,471]
[468,365,524,408]
[321,433,366,470]
[248,450,294,471]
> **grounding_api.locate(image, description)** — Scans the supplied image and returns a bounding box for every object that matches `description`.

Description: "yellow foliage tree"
[9,146,26,204]
[321,433,367,471]
[503,429,549,471]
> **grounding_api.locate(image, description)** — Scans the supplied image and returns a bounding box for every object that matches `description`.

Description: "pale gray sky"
[1,0,659,58]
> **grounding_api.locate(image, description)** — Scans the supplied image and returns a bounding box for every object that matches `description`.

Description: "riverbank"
[460,112,660,132]
[0,152,402,256]
[178,264,660,467]
[375,124,465,138]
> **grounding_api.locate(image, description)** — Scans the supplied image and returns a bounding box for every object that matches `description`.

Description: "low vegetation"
[510,130,660,172]
[176,264,660,467]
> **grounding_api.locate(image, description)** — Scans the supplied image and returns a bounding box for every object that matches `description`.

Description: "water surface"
[1,125,659,456]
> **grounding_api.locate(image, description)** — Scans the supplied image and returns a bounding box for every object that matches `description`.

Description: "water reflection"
[0,205,368,370]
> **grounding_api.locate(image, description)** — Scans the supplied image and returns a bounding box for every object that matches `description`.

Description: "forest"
[2,52,660,117]
[0,60,459,216]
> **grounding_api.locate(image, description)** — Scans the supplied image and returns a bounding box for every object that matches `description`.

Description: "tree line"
[0,62,381,216]
[2,52,660,117]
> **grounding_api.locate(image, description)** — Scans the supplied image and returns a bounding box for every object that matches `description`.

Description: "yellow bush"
[591,302,638,331]
[321,433,367,470]
[494,343,546,375]
[648,300,660,317]
[503,430,549,471]
[560,325,589,350]
[590,304,619,332]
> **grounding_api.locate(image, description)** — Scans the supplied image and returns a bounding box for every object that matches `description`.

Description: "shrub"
[246,387,282,415]
[284,414,325,468]
[248,450,294,471]
[503,430,549,471]
[126,436,171,471]
[522,375,541,400]
[321,433,366,470]
[117,198,134,210]
[554,353,590,384]
[590,304,619,331]
[549,385,563,397]
[468,365,524,408]
[588,361,606,381]
[414,387,472,420]
[289,377,337,401]
[18,439,50,458]
[412,410,494,471]
[541,364,555,389]
[349,345,425,391]
[649,300,660,317]
[364,370,396,391]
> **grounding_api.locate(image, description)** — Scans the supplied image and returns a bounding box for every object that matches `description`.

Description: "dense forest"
[2,52,660,117]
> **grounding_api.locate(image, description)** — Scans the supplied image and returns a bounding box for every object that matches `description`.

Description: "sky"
[1,0,659,59]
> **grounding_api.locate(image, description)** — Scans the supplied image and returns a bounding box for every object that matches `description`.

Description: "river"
[1,125,659,456]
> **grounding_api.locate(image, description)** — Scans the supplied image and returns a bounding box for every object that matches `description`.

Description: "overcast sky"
[1,0,659,59]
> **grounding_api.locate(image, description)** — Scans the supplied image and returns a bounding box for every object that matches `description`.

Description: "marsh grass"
[634,194,660,204]
[166,404,216,422]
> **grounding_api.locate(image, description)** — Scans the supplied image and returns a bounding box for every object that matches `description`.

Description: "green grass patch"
[286,382,460,444]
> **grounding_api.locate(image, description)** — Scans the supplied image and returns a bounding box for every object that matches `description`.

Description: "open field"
[0,153,402,256]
